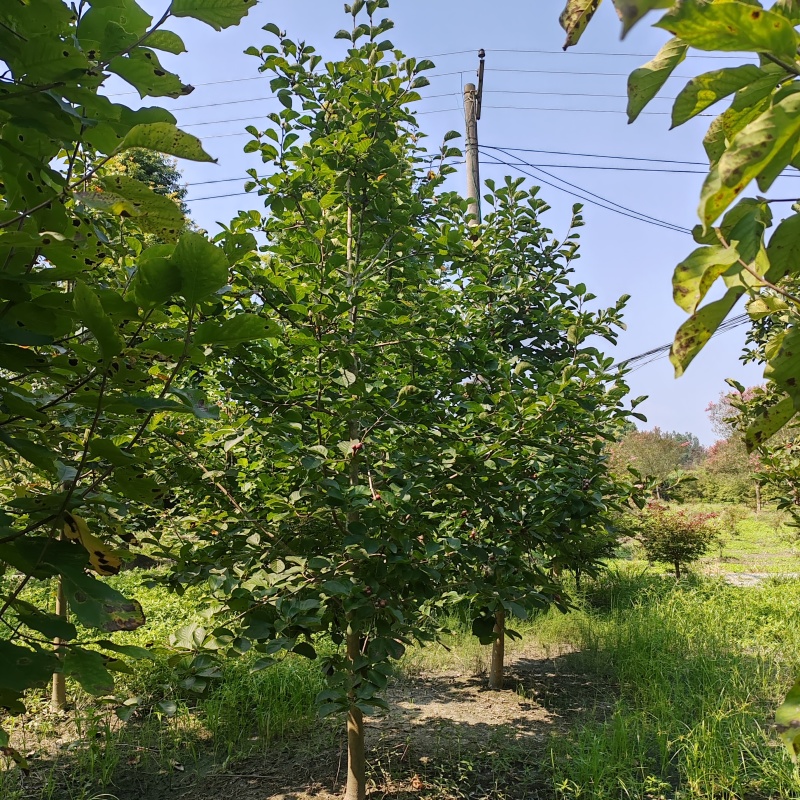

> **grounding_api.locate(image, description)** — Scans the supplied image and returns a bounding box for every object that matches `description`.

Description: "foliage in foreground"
[559,0,800,456]
[0,0,259,759]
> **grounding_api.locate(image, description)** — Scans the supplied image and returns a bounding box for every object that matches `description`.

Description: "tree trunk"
[51,575,67,712]
[674,561,681,580]
[488,609,505,690]
[755,482,762,515]
[345,627,367,800]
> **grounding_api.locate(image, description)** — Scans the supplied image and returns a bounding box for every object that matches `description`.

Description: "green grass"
[541,567,800,799]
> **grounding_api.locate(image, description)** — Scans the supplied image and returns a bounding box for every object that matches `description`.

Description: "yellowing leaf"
[63,512,122,576]
[671,64,764,128]
[672,245,741,314]
[670,288,743,376]
[700,93,800,226]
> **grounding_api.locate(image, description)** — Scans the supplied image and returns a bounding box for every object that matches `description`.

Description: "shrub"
[638,503,721,578]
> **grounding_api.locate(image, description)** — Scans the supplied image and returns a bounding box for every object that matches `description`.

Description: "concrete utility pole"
[464,48,486,224]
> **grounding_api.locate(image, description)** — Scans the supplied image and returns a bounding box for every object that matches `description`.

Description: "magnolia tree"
[0,0,259,761]
[153,6,639,796]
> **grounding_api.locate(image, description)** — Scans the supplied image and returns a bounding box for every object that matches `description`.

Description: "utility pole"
[464,49,485,224]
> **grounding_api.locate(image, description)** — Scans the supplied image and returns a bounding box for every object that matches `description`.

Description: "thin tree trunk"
[345,626,366,800]
[51,575,67,712]
[674,561,681,580]
[489,609,505,690]
[755,482,762,515]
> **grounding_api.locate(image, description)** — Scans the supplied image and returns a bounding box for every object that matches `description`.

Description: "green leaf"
[612,0,673,37]
[765,328,800,406]
[656,1,799,60]
[671,65,764,128]
[172,232,229,307]
[671,245,741,313]
[61,565,146,633]
[96,640,155,661]
[745,395,796,450]
[670,288,743,376]
[292,641,317,659]
[63,648,115,696]
[89,438,138,467]
[96,175,185,240]
[145,30,187,54]
[112,466,166,505]
[120,122,215,163]
[170,0,258,30]
[77,1,152,51]
[627,38,688,123]
[776,0,800,24]
[0,433,58,476]
[108,48,192,99]
[765,212,800,282]
[723,198,771,264]
[700,93,800,226]
[195,315,278,347]
[0,642,57,693]
[74,280,125,361]
[471,614,496,645]
[170,623,207,650]
[776,679,800,762]
[12,600,77,640]
[559,0,603,49]
[131,244,181,308]
[299,240,322,264]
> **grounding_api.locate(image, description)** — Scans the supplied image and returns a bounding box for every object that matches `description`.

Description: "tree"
[106,148,189,216]
[0,0,257,761]
[558,0,800,452]
[449,181,633,689]
[609,427,697,498]
[638,502,721,578]
[157,6,635,797]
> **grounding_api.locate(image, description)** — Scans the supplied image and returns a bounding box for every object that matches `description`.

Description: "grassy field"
[2,505,800,799]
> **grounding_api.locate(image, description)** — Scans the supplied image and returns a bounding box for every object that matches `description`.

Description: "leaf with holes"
[120,122,215,162]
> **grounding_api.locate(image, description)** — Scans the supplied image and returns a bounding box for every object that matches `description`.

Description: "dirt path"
[182,644,606,800]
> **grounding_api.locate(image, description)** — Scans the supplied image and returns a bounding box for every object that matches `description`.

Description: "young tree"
[0,0,256,757]
[638,502,720,578]
[159,5,636,795]
[163,10,474,799]
[447,180,633,688]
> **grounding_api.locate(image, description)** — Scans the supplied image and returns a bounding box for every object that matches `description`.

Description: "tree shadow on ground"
[1,649,610,800]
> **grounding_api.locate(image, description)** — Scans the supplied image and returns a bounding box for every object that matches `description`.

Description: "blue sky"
[129,0,788,444]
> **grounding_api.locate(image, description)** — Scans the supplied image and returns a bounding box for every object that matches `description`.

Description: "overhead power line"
[480,147,692,234]
[617,315,749,372]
